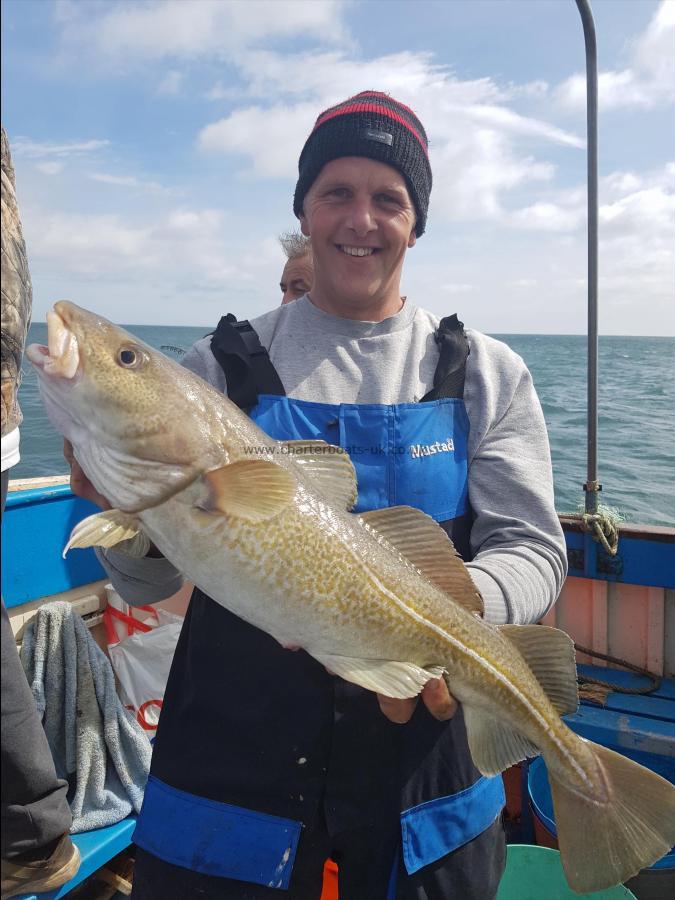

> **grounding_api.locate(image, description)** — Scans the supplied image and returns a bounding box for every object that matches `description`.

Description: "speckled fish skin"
[1,125,33,437]
[27,301,675,895]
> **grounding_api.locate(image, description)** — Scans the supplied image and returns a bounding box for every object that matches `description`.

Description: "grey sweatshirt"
[100,296,567,625]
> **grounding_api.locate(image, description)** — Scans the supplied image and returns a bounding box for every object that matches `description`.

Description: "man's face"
[299,157,417,318]
[280,255,313,305]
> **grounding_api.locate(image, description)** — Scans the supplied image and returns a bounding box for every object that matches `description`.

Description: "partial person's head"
[293,91,431,320]
[278,231,313,305]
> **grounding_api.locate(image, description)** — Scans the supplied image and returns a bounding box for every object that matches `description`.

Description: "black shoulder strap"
[210,314,285,412]
[420,314,469,402]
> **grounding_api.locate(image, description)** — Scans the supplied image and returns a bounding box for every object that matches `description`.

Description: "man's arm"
[464,333,567,626]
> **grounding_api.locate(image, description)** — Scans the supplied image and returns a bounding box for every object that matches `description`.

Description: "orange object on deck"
[320,858,339,900]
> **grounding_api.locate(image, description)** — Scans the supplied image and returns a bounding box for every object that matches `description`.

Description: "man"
[279,231,313,305]
[73,92,567,898]
[1,126,80,899]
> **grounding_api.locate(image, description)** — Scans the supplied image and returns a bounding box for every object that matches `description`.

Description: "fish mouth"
[26,303,80,380]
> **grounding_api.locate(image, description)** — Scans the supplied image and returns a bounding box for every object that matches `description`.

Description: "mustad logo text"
[409,438,455,459]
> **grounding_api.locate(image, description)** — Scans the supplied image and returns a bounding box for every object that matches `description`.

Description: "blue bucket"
[528,756,675,900]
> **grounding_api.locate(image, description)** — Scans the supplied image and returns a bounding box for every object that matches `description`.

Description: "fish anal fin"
[199,460,295,522]
[360,506,483,617]
[463,705,539,776]
[314,653,445,700]
[498,624,578,716]
[282,440,357,510]
[64,509,149,558]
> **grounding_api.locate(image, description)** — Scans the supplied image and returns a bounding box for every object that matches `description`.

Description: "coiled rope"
[575,644,662,704]
[581,511,620,555]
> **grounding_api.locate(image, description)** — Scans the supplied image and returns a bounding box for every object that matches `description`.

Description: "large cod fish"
[28,301,675,894]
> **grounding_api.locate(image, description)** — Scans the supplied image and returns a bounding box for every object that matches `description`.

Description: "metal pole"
[575,0,600,515]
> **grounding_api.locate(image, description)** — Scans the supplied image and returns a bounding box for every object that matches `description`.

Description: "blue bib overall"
[133,316,505,897]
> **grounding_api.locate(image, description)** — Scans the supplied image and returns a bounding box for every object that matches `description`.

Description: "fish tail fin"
[549,740,675,893]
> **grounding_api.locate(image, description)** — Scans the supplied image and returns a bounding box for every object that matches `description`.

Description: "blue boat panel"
[590,693,675,722]
[563,526,675,588]
[2,485,106,608]
[565,706,675,766]
[14,815,136,900]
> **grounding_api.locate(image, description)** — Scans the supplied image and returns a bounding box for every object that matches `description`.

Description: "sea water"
[11,324,675,527]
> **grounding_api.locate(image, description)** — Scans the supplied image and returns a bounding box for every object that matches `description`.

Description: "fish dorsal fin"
[200,460,296,522]
[282,440,357,510]
[497,624,579,716]
[359,506,483,617]
[463,706,540,776]
[63,509,150,558]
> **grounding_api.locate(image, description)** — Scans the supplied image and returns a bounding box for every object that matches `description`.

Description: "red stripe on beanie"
[352,91,423,125]
[313,103,428,157]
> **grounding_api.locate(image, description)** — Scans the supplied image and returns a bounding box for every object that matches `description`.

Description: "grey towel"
[20,601,152,832]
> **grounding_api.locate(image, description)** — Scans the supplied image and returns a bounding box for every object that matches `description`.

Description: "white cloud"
[34,161,65,176]
[156,70,184,96]
[557,1,675,110]
[21,194,290,325]
[199,102,318,178]
[633,0,675,86]
[29,211,151,275]
[440,283,478,294]
[458,161,674,332]
[204,81,237,102]
[198,49,579,222]
[510,201,585,232]
[26,205,231,280]
[89,172,174,195]
[509,163,675,235]
[54,0,347,64]
[12,138,109,159]
[448,104,582,149]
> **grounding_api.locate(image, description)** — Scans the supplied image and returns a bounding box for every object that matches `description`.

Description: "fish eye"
[116,345,146,369]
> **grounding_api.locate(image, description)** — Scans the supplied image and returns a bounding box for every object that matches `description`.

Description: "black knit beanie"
[293,91,432,237]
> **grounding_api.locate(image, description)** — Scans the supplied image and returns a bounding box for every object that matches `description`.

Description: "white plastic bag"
[104,586,183,736]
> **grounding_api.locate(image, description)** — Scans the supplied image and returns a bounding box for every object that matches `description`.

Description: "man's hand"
[377,677,458,725]
[64,439,165,558]
[64,439,111,510]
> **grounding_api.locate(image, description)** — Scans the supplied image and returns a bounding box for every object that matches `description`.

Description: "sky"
[2,0,674,334]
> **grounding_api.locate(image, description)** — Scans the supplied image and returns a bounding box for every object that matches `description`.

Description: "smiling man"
[298,155,416,319]
[79,91,567,899]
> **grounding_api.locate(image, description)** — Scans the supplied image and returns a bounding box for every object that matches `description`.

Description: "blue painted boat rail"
[560,515,675,589]
[14,816,136,900]
[3,485,673,609]
[2,484,106,608]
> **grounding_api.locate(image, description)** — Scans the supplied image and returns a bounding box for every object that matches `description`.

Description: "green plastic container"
[496,845,637,900]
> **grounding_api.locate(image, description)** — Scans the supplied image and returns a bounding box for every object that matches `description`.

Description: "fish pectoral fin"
[314,653,446,699]
[359,506,483,617]
[282,440,358,511]
[63,509,150,558]
[497,624,579,716]
[198,460,296,522]
[463,705,540,776]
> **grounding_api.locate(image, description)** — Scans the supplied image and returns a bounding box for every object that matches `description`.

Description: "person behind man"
[1,126,80,900]
[279,230,313,305]
[71,91,567,899]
